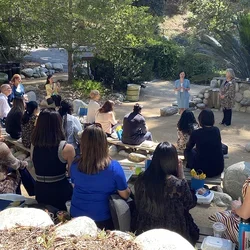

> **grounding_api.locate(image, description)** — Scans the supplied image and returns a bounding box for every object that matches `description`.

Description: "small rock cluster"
[21,62,64,79]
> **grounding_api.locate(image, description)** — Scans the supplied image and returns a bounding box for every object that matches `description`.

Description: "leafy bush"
[73,80,105,96]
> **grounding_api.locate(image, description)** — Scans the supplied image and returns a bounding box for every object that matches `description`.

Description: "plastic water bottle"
[239,218,250,250]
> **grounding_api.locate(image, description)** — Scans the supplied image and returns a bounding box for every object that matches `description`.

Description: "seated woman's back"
[133,142,199,246]
[6,97,25,139]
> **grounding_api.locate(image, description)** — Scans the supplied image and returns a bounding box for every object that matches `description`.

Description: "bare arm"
[62,144,75,173]
[235,186,250,219]
[118,188,131,199]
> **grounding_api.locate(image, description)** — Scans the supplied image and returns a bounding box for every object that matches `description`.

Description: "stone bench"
[4,136,31,154]
[196,226,213,250]
[107,137,158,153]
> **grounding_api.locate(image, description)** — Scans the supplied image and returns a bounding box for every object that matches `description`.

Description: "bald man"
[0,84,12,126]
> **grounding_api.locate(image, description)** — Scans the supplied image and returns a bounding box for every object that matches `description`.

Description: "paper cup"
[212,222,226,238]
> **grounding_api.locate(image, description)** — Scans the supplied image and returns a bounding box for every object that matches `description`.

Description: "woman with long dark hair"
[58,100,82,153]
[133,142,199,245]
[176,110,198,151]
[21,101,39,148]
[184,109,224,177]
[95,100,119,136]
[6,97,25,139]
[31,108,75,210]
[70,125,130,229]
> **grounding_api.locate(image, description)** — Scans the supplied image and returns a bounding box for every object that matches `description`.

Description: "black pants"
[95,218,114,230]
[222,108,232,126]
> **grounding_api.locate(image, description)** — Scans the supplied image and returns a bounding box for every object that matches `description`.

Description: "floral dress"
[177,129,190,151]
[209,177,250,245]
[21,115,37,148]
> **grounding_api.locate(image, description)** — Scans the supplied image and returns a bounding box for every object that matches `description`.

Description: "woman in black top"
[6,97,25,139]
[184,109,224,178]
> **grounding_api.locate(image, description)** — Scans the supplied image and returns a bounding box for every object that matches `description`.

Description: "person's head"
[198,109,214,128]
[133,103,143,114]
[77,124,110,174]
[46,74,53,85]
[226,68,235,80]
[179,71,185,79]
[177,110,197,134]
[99,100,114,113]
[89,90,100,101]
[31,108,65,147]
[136,142,179,216]
[59,100,73,117]
[0,84,12,97]
[22,101,39,125]
[11,74,21,86]
[12,97,25,113]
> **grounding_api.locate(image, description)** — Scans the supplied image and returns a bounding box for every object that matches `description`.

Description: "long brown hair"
[77,125,110,174]
[31,108,65,147]
[11,97,25,114]
[99,100,114,113]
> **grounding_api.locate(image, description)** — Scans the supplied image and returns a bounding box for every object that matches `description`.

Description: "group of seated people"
[0,81,246,247]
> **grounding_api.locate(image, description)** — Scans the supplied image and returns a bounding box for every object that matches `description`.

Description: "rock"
[210,80,218,88]
[118,150,129,157]
[171,101,178,107]
[240,106,247,112]
[40,72,47,77]
[48,69,55,75]
[243,90,250,99]
[128,152,147,163]
[223,161,250,199]
[198,93,204,98]
[21,68,34,77]
[0,72,8,82]
[246,107,250,114]
[204,92,210,99]
[189,101,196,108]
[212,191,232,207]
[135,229,194,250]
[33,73,41,78]
[235,92,243,103]
[26,91,37,102]
[55,216,98,238]
[109,145,118,156]
[0,208,54,230]
[193,98,203,104]
[53,63,64,72]
[72,99,88,114]
[240,98,250,106]
[239,83,250,92]
[113,93,125,102]
[111,231,133,240]
[235,81,239,92]
[203,99,208,105]
[196,103,206,109]
[233,102,242,112]
[39,67,48,73]
[160,106,178,116]
[245,143,250,152]
[33,67,40,74]
[20,74,25,79]
[45,62,53,69]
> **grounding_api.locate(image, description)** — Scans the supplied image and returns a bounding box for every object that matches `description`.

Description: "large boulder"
[0,208,54,229]
[212,191,232,207]
[223,161,250,199]
[196,103,206,109]
[246,107,250,114]
[210,79,219,88]
[160,106,178,116]
[0,72,8,82]
[25,85,38,92]
[109,145,118,157]
[135,229,194,250]
[243,90,250,99]
[193,98,203,104]
[21,68,34,77]
[233,102,242,112]
[235,92,243,103]
[45,62,53,69]
[72,99,88,114]
[245,143,250,152]
[52,63,64,72]
[55,216,98,238]
[240,98,250,106]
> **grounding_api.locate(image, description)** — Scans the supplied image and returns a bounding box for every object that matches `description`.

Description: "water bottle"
[239,218,250,250]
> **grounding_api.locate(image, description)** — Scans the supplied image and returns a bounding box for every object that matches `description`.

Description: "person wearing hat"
[122,103,152,145]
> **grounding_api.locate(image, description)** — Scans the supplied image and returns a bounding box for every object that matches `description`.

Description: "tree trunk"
[68,50,74,84]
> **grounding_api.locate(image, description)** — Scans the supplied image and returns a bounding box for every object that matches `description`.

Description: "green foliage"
[239,13,250,52]
[73,79,105,96]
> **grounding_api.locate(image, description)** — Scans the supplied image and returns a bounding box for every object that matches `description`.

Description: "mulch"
[0,226,141,250]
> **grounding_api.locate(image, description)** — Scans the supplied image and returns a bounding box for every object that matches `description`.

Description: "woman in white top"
[86,90,100,124]
[95,100,118,135]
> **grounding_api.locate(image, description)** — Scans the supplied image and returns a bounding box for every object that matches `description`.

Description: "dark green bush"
[73,79,105,96]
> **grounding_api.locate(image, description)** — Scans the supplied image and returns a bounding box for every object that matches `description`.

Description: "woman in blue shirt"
[70,124,131,229]
[174,71,190,115]
[9,74,25,103]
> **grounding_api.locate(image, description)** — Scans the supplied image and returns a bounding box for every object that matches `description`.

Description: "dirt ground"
[112,80,250,227]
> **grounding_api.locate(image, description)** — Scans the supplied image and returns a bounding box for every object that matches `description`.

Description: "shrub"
[73,79,105,96]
